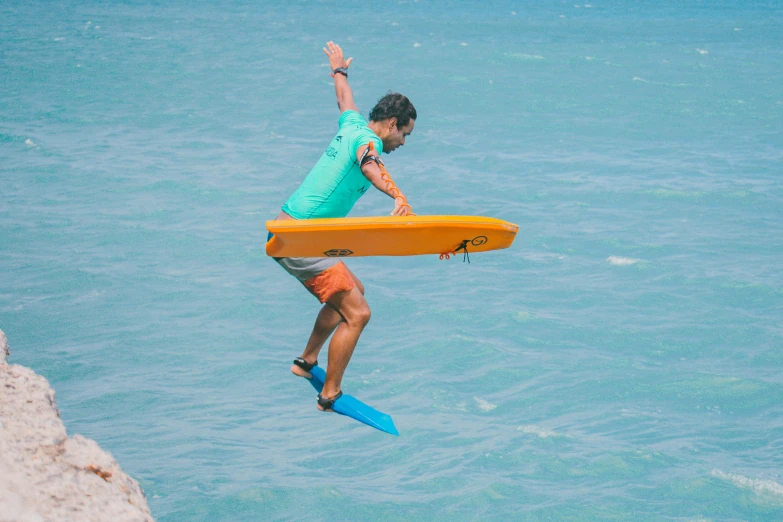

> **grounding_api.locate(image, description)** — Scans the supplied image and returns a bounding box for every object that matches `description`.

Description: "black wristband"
[333,67,348,78]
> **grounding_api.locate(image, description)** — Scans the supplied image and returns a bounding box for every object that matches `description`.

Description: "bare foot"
[290,363,314,379]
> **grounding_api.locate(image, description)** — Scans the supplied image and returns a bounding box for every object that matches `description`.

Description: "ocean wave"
[517,425,567,438]
[633,77,691,87]
[607,256,640,266]
[711,469,783,502]
[504,53,545,61]
[473,397,497,412]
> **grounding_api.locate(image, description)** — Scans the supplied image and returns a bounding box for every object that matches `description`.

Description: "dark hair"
[369,92,417,129]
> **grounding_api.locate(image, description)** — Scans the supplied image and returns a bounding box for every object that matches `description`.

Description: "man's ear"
[387,117,398,130]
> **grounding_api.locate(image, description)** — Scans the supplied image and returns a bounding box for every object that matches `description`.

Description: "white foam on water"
[697,48,709,55]
[474,397,497,412]
[54,37,65,41]
[517,425,565,438]
[451,401,469,412]
[413,42,421,48]
[24,139,36,147]
[607,256,639,266]
[514,311,536,323]
[505,53,545,61]
[632,77,690,88]
[711,470,783,500]
[460,42,468,47]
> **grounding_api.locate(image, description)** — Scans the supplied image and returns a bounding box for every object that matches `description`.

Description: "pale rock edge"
[0,328,155,521]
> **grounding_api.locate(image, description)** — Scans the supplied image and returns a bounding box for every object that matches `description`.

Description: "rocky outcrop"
[0,329,155,521]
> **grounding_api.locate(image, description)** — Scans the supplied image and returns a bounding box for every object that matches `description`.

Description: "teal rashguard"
[282,110,383,219]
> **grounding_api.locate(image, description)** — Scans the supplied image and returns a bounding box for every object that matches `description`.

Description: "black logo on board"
[324,249,353,257]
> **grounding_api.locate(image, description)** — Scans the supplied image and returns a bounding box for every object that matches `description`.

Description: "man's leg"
[290,267,365,379]
[318,285,371,408]
[290,303,341,378]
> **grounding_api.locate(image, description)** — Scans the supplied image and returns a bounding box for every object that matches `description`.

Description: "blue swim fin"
[306,366,399,436]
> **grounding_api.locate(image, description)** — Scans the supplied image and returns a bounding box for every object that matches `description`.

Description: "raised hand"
[323,41,353,74]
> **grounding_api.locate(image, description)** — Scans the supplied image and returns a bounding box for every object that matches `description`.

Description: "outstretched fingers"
[323,41,340,58]
[323,41,353,69]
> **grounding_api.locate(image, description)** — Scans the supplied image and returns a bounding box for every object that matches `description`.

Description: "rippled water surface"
[2,1,782,520]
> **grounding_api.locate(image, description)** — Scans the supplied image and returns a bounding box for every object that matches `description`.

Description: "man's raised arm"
[323,41,359,114]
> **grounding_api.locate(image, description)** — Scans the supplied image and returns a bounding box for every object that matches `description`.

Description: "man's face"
[383,119,415,153]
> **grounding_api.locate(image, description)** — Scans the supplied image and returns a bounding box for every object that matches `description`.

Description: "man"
[270,41,417,412]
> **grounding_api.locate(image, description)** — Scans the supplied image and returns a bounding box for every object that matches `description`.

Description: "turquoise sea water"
[2,1,782,520]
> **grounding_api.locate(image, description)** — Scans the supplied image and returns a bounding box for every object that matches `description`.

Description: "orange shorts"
[303,261,355,303]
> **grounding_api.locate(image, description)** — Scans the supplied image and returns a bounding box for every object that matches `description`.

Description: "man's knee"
[328,286,371,327]
[344,301,371,327]
[352,304,371,327]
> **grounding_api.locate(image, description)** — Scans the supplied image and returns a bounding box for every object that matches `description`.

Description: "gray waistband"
[274,256,341,282]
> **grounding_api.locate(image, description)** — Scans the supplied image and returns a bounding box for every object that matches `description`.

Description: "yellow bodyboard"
[265,215,519,258]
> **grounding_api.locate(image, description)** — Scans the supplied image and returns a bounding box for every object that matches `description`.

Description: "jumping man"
[270,41,417,411]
